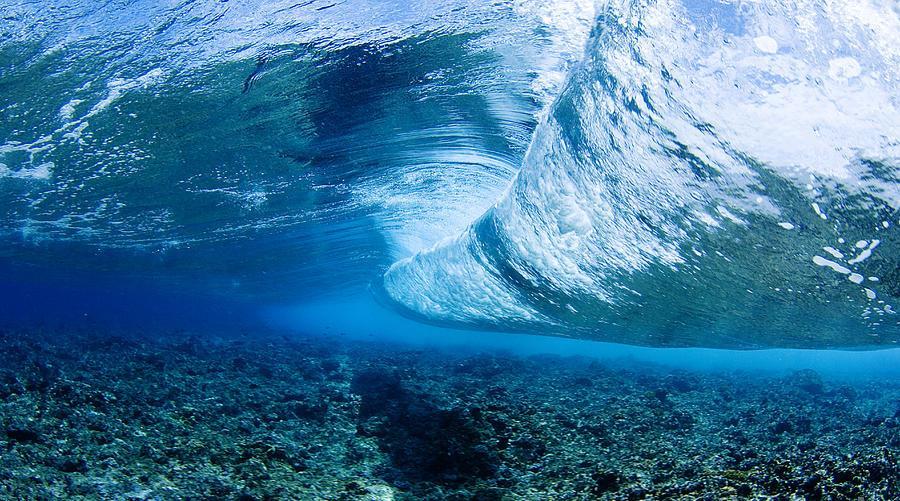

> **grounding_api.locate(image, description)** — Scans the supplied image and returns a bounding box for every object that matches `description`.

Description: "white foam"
[58,99,84,120]
[823,246,844,259]
[848,239,879,265]
[811,203,827,220]
[0,162,53,180]
[716,206,744,224]
[753,36,779,54]
[828,57,862,79]
[812,255,851,274]
[86,69,165,119]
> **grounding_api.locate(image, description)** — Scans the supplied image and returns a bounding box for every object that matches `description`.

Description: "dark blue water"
[2,0,899,377]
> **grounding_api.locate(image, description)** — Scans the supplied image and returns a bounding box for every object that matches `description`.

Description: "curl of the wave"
[382,0,900,348]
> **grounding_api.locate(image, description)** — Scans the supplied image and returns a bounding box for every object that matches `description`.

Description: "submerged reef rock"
[0,329,897,499]
[382,0,900,348]
[352,369,498,483]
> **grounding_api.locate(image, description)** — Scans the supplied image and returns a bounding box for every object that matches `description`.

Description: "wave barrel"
[382,0,900,348]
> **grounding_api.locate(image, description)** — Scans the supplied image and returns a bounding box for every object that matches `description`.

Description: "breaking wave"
[382,0,900,348]
[2,0,898,347]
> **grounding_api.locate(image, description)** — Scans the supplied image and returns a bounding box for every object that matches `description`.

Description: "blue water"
[268,294,900,381]
[2,0,899,376]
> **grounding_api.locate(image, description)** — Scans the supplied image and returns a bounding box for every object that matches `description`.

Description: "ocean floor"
[0,328,897,500]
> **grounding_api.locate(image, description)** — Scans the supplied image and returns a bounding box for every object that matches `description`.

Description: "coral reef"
[0,328,897,499]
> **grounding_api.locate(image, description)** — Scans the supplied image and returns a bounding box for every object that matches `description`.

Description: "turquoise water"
[268,293,900,381]
[2,0,899,361]
[1,2,899,498]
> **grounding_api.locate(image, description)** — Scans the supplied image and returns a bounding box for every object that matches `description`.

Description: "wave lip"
[382,0,900,348]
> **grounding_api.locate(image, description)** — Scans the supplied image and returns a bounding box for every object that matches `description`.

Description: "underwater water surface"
[1,0,899,498]
[2,0,897,348]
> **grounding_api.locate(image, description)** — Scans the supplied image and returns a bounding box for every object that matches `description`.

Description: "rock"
[832,468,855,484]
[472,487,505,500]
[364,485,395,501]
[772,420,793,435]
[590,470,621,494]
[54,458,88,474]
[232,357,248,370]
[5,428,41,443]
